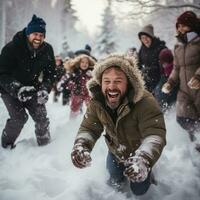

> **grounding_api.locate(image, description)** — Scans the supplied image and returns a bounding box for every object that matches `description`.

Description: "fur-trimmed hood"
[63,54,96,71]
[87,53,145,103]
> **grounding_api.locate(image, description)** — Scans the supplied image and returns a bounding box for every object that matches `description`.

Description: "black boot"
[1,130,16,149]
[1,138,16,149]
[195,143,200,152]
[37,132,51,146]
[188,131,196,142]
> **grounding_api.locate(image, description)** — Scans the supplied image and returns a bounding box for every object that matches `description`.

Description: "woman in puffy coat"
[162,11,200,151]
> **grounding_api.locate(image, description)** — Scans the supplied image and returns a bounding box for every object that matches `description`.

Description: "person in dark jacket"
[70,53,166,196]
[52,55,65,102]
[154,48,178,111]
[0,14,56,148]
[138,24,166,93]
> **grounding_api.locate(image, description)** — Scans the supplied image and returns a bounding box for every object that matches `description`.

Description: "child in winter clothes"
[162,11,200,151]
[154,48,177,111]
[57,54,96,118]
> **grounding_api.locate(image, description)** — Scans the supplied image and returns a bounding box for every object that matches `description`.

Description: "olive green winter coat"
[75,54,166,167]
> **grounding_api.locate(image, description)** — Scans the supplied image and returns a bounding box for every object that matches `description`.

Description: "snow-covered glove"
[56,81,64,92]
[17,86,36,102]
[71,139,92,169]
[123,151,150,183]
[162,82,172,94]
[188,77,200,90]
[37,90,49,104]
[86,70,92,77]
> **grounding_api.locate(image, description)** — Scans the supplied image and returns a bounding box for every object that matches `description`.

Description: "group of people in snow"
[0,10,200,197]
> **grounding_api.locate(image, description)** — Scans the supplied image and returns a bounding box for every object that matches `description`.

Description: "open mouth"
[34,40,41,44]
[107,91,119,99]
[33,40,41,46]
[105,91,121,109]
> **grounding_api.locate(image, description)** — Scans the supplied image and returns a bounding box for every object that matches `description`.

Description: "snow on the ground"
[0,95,200,200]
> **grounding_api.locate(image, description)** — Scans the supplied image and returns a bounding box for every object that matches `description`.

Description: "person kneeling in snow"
[71,54,166,196]
[0,15,56,148]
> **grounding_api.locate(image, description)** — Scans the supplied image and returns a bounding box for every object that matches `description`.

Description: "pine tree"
[95,0,117,57]
[61,0,79,58]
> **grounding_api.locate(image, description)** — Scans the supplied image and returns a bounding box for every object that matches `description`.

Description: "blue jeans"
[106,152,151,195]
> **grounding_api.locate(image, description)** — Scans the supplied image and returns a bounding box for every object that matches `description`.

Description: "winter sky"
[73,0,107,36]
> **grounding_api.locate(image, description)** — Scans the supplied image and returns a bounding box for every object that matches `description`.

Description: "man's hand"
[17,86,36,102]
[71,139,92,169]
[188,77,200,90]
[123,152,150,183]
[37,90,48,104]
[162,82,172,94]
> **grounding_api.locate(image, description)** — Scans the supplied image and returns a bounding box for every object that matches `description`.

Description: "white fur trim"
[88,53,145,103]
[76,132,96,143]
[64,54,96,71]
[137,135,164,160]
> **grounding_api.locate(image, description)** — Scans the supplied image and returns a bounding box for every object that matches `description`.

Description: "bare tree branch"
[116,0,200,10]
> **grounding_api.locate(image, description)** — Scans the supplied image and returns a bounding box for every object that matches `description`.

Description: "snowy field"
[0,93,200,200]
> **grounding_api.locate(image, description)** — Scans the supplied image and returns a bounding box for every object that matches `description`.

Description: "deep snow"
[0,94,200,200]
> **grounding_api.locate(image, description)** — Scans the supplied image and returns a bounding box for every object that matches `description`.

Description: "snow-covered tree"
[0,0,6,50]
[60,0,79,58]
[113,0,200,49]
[115,0,200,18]
[5,0,35,44]
[95,0,117,57]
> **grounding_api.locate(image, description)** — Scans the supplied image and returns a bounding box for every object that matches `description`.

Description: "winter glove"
[86,70,92,77]
[162,82,172,94]
[123,151,150,183]
[17,86,36,102]
[56,74,70,92]
[37,90,49,104]
[188,77,200,90]
[56,81,64,92]
[71,139,92,169]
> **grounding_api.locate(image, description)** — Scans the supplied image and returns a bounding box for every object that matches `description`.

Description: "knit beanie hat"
[26,14,46,36]
[85,44,92,52]
[176,11,200,34]
[159,48,173,64]
[138,24,154,39]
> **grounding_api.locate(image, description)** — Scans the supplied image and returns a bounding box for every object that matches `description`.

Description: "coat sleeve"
[138,49,143,70]
[167,49,180,87]
[194,66,200,80]
[136,93,166,167]
[0,44,23,98]
[75,100,104,151]
[39,45,56,93]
